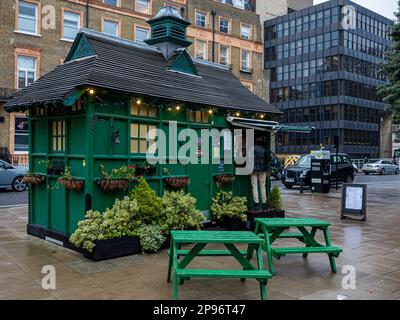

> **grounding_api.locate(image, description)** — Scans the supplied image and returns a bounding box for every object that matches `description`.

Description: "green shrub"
[69,196,140,252]
[211,191,248,222]
[137,225,165,253]
[268,186,282,210]
[129,177,163,225]
[161,190,205,232]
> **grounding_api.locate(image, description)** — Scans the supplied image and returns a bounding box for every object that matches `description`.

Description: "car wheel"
[380,168,385,175]
[12,176,27,192]
[364,172,369,175]
[395,168,400,175]
[345,175,354,184]
[284,184,293,189]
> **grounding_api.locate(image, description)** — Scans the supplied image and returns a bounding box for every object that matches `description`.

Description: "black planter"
[246,209,285,231]
[221,216,247,231]
[160,234,171,250]
[82,236,141,261]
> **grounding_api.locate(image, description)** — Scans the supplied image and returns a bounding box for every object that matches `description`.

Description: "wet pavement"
[0,176,399,300]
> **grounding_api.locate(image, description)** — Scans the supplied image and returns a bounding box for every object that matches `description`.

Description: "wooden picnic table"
[167,230,272,300]
[250,218,342,274]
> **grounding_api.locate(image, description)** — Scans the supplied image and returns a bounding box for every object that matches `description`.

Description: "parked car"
[282,153,354,189]
[362,160,400,175]
[270,152,284,180]
[0,160,28,191]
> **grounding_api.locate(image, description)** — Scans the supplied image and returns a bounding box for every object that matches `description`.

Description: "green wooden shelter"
[5,7,287,244]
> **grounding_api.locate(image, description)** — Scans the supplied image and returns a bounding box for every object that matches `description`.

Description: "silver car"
[0,160,28,191]
[362,160,400,175]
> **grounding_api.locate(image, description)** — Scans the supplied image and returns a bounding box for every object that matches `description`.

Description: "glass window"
[135,0,150,14]
[241,50,250,72]
[17,56,36,90]
[196,11,206,28]
[63,11,81,40]
[219,45,229,65]
[103,19,119,36]
[189,110,209,123]
[130,100,157,117]
[18,1,38,34]
[135,26,149,42]
[219,18,230,33]
[52,121,66,152]
[196,40,207,60]
[130,123,156,154]
[241,24,251,39]
[103,0,118,6]
[14,117,29,153]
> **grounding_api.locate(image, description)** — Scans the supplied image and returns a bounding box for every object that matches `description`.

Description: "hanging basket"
[214,174,236,185]
[59,178,85,191]
[164,177,190,189]
[23,175,46,185]
[96,179,129,192]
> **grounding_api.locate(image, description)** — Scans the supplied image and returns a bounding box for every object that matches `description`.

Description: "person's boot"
[262,204,268,211]
[251,203,261,211]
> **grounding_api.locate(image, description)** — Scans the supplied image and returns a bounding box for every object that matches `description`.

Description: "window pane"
[139,140,147,153]
[139,124,147,138]
[131,139,139,153]
[103,20,119,36]
[196,40,207,60]
[64,11,80,40]
[18,1,37,33]
[103,0,118,6]
[135,27,149,42]
[196,12,206,27]
[131,123,139,138]
[241,24,250,38]
[136,0,150,14]
[220,19,229,33]
[219,45,229,65]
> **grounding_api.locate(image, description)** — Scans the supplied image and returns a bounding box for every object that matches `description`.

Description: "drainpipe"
[211,10,216,63]
[86,0,90,28]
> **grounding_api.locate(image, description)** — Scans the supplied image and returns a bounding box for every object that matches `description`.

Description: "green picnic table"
[250,218,343,274]
[167,230,272,300]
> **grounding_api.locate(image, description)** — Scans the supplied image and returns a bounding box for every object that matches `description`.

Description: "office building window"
[17,56,37,90]
[14,117,29,153]
[219,45,229,66]
[241,24,251,39]
[63,10,81,40]
[219,18,230,33]
[135,26,149,42]
[196,40,207,60]
[103,19,119,36]
[241,50,251,72]
[18,1,38,34]
[196,11,206,28]
[135,0,150,14]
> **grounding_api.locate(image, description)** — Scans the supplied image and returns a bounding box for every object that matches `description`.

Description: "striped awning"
[227,117,314,133]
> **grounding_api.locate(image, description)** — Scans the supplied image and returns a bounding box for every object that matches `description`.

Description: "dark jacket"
[253,145,269,172]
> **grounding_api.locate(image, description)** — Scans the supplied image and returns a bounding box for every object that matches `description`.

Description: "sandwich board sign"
[341,184,367,221]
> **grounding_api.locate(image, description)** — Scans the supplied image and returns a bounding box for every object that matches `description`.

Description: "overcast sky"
[314,0,398,20]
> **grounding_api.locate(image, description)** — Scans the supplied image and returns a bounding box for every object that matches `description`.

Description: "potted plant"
[214,174,235,187]
[58,166,85,191]
[137,225,166,253]
[211,191,248,230]
[69,196,142,261]
[160,190,205,249]
[247,186,285,231]
[96,164,135,192]
[23,173,46,185]
[163,168,190,189]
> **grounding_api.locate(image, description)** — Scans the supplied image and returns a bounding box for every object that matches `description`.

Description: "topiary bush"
[268,186,282,210]
[161,190,205,232]
[211,191,248,222]
[129,177,163,225]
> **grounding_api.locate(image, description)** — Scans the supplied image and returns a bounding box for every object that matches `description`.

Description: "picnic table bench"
[250,218,342,274]
[167,230,272,300]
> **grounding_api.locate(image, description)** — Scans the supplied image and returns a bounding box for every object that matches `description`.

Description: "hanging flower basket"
[164,177,190,189]
[96,179,129,192]
[214,174,236,186]
[23,174,46,185]
[59,178,85,191]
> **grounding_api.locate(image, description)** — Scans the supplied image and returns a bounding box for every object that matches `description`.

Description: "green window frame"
[51,120,66,152]
[130,123,156,154]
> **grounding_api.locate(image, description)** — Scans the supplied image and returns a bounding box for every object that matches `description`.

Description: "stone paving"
[1,178,400,300]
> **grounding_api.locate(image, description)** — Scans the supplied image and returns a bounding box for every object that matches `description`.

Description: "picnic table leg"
[303,227,317,258]
[263,227,275,275]
[256,244,268,300]
[322,227,337,273]
[246,222,260,260]
[172,241,179,300]
[167,239,174,283]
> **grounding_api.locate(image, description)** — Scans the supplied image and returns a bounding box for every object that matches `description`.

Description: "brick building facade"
[0,0,271,165]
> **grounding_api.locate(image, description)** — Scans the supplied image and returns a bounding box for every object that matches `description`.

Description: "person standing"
[250,135,270,211]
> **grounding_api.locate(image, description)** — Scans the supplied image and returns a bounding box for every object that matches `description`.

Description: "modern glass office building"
[264,0,393,159]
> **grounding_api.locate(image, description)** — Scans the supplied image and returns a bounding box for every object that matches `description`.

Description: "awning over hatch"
[227,117,315,133]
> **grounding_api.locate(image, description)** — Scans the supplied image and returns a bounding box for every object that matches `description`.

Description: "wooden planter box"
[96,179,129,192]
[23,175,46,185]
[246,209,285,231]
[82,237,141,261]
[214,174,235,185]
[59,178,84,191]
[164,177,190,189]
